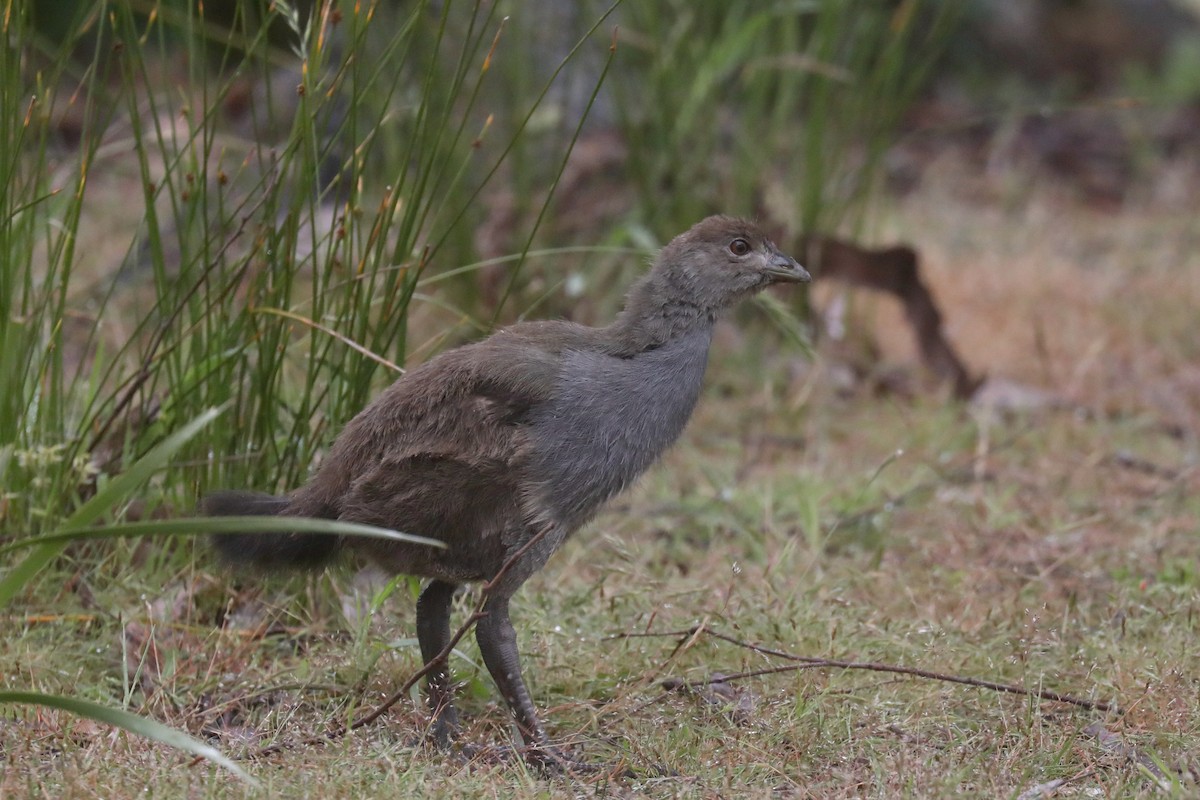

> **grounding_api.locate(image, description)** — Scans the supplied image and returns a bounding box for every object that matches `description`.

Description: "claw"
[425,707,461,749]
[524,744,634,778]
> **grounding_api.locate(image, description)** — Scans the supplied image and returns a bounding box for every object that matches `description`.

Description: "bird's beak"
[765,250,812,284]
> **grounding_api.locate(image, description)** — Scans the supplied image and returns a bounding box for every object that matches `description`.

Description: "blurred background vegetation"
[3,0,1199,781]
[3,0,966,537]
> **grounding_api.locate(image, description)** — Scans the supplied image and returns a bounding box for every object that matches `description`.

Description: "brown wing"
[338,449,524,582]
[289,321,586,533]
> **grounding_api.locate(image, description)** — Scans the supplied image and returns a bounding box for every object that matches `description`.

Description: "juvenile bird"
[205,215,809,767]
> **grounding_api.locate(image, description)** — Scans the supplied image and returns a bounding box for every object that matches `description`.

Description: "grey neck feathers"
[605,269,717,352]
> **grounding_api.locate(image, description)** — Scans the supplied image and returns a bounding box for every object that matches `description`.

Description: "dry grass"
[4,156,1200,798]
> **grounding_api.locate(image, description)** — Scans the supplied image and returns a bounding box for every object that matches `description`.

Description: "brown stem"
[88,170,279,457]
[616,626,1117,715]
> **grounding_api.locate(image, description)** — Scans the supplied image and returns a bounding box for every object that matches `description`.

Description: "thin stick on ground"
[614,625,1117,715]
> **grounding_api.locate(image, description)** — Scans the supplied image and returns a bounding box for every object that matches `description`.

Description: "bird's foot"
[522,743,634,778]
[416,709,461,751]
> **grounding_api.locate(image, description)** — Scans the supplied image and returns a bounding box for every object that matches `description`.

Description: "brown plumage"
[205,215,809,767]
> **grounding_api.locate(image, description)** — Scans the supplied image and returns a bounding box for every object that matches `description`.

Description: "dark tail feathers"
[203,490,341,570]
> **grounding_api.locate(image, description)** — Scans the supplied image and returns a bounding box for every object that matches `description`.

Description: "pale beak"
[765,250,811,283]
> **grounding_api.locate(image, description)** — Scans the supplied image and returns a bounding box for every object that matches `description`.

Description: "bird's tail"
[203,490,342,570]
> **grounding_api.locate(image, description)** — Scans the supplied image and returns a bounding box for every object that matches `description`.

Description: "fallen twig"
[613,625,1116,715]
[661,672,756,726]
[787,233,981,399]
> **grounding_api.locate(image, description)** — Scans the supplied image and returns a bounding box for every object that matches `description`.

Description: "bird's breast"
[524,330,713,527]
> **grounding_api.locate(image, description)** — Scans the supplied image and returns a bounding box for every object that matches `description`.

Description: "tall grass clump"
[614,0,959,235]
[2,0,613,545]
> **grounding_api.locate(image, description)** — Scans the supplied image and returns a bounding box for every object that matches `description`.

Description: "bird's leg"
[476,592,590,772]
[416,579,461,747]
[475,593,546,745]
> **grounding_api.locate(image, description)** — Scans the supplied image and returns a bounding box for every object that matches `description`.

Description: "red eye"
[729,238,751,256]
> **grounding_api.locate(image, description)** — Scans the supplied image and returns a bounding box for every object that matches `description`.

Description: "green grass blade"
[753,292,815,359]
[0,407,224,607]
[0,516,446,558]
[0,691,257,786]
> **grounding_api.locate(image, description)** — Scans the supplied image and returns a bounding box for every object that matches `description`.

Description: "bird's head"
[654,215,810,310]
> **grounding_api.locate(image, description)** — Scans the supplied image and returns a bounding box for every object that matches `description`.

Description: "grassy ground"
[3,154,1198,798]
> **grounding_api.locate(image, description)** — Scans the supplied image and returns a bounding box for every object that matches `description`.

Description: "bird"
[204,215,810,769]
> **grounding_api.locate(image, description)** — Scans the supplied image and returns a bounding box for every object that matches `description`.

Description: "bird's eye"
[729,238,751,256]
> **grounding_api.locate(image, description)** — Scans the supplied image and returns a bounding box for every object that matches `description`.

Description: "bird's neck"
[604,271,716,352]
